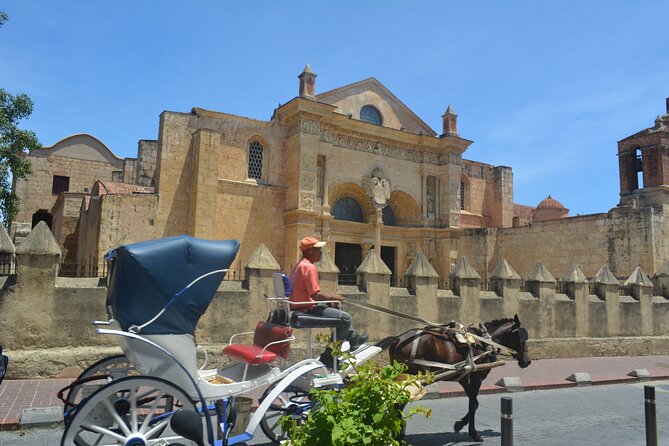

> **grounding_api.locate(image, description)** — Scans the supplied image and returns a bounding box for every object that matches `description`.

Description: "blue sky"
[2,1,668,215]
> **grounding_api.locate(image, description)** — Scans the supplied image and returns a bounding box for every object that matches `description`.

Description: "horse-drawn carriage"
[59,234,531,445]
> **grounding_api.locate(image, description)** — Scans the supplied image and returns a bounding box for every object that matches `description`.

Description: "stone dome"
[536,195,566,210]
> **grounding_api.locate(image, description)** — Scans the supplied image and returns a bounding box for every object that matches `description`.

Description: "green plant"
[280,351,432,446]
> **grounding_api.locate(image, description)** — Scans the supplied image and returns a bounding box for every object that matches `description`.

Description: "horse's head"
[487,314,531,368]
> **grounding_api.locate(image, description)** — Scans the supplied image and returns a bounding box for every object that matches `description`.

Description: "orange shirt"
[290,258,320,311]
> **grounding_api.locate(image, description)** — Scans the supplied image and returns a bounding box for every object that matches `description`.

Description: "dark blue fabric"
[281,274,292,297]
[105,235,240,335]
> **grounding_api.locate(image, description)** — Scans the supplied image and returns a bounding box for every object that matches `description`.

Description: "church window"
[460,180,466,210]
[52,175,70,195]
[360,105,382,126]
[635,147,643,189]
[382,205,396,226]
[247,141,264,180]
[333,197,364,222]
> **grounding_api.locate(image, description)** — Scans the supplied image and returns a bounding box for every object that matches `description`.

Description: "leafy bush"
[280,356,432,446]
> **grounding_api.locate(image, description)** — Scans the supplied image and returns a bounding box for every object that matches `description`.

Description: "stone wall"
[2,223,669,378]
[460,204,669,279]
[136,140,158,187]
[14,148,123,224]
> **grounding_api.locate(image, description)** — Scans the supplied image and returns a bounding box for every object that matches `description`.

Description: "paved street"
[1,380,667,445]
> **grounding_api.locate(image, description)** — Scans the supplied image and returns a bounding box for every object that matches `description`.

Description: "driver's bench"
[271,273,346,365]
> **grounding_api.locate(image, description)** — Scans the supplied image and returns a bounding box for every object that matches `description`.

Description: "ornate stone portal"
[363,168,391,250]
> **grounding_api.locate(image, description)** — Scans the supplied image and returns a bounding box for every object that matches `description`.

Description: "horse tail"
[375,336,398,351]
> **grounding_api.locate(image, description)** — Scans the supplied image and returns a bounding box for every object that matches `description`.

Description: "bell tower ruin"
[617,97,669,208]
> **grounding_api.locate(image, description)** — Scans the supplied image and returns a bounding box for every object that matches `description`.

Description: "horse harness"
[407,323,516,381]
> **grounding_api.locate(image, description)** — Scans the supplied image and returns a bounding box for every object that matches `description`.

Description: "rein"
[346,300,523,357]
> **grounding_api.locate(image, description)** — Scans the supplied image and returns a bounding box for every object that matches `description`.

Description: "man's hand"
[330,295,344,309]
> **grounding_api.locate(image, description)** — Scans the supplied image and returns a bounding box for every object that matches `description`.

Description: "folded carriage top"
[105,235,240,335]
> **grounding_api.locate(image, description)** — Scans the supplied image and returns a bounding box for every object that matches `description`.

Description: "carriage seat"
[290,310,343,329]
[222,322,294,365]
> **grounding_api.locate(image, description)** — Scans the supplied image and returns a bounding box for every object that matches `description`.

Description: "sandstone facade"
[8,69,669,301]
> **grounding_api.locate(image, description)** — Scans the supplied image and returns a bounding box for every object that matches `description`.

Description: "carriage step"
[313,373,344,388]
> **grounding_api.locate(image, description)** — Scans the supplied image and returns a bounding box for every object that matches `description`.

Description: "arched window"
[460,180,466,210]
[248,141,264,180]
[333,197,364,222]
[634,147,643,189]
[360,105,382,126]
[382,206,396,226]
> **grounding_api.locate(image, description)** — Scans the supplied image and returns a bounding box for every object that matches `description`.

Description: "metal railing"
[0,254,15,276]
[338,273,357,285]
[222,269,245,282]
[58,262,107,278]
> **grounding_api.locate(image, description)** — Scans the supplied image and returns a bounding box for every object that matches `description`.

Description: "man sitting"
[290,237,368,353]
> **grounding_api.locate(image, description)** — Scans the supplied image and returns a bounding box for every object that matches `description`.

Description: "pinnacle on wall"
[316,248,340,274]
[652,259,669,278]
[490,257,521,280]
[625,266,653,287]
[405,251,439,278]
[563,264,587,283]
[0,225,15,254]
[15,221,61,257]
[356,249,391,275]
[450,256,480,280]
[245,243,280,271]
[526,261,556,283]
[593,265,619,285]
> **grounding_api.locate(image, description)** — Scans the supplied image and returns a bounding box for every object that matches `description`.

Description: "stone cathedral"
[10,67,669,283]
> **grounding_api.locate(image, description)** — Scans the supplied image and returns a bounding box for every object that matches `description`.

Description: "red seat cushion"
[222,344,278,365]
[253,322,293,359]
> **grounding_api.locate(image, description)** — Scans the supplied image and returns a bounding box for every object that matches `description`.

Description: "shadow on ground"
[405,428,499,445]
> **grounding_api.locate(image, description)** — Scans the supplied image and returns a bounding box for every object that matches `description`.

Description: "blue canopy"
[105,235,240,335]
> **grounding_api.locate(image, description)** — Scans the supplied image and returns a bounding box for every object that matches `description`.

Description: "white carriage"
[59,235,379,446]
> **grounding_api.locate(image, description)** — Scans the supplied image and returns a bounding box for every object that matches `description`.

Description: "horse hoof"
[453,420,464,433]
[470,432,483,442]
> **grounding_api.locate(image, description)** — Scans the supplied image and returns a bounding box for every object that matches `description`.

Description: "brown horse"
[376,314,531,442]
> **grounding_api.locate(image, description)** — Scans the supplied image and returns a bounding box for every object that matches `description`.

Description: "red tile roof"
[95,181,154,196]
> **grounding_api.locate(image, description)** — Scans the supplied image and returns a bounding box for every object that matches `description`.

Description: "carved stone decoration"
[299,173,315,192]
[362,168,391,209]
[299,192,315,211]
[301,119,321,135]
[320,130,424,163]
[300,153,316,170]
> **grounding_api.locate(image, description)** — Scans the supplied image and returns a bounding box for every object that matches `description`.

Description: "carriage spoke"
[139,389,165,434]
[143,418,171,439]
[80,422,127,442]
[100,396,132,437]
[129,386,138,432]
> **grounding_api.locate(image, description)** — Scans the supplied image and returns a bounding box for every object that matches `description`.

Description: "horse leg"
[453,381,477,434]
[465,380,483,442]
[453,380,483,441]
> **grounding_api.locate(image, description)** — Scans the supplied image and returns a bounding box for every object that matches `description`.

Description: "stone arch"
[386,190,420,225]
[329,182,374,223]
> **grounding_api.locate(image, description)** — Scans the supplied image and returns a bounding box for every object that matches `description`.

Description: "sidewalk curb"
[422,374,669,400]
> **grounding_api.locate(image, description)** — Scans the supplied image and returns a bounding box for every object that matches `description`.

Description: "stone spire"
[405,251,439,278]
[245,243,280,270]
[298,64,317,98]
[441,105,458,136]
[593,265,619,285]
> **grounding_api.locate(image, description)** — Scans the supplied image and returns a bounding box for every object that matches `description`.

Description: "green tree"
[0,11,40,229]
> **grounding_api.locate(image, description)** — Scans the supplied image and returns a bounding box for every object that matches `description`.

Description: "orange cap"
[299,236,326,252]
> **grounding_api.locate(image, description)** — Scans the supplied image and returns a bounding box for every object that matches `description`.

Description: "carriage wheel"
[64,354,138,423]
[61,376,196,446]
[259,384,314,444]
